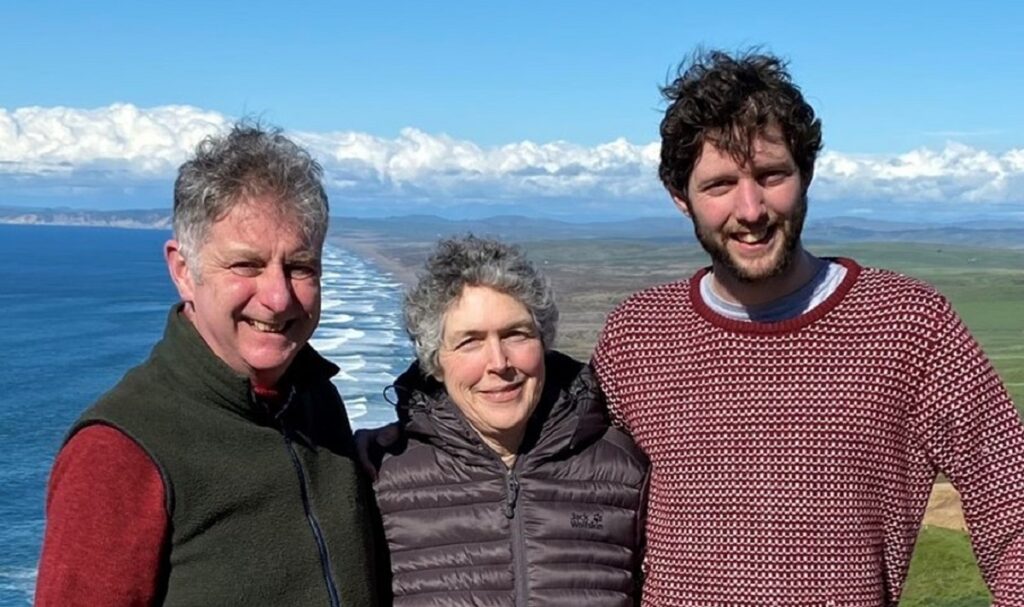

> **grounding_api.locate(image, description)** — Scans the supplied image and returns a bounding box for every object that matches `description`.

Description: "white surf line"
[314,243,410,429]
[0,566,36,604]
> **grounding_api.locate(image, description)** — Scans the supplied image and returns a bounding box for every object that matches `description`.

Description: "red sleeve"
[35,424,168,607]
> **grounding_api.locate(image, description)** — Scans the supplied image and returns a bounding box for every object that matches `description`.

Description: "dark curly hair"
[659,49,822,199]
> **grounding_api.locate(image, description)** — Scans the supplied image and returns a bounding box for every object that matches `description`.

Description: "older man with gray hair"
[36,123,387,606]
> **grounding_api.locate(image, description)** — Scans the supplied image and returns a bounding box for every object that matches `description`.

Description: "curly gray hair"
[172,121,329,276]
[404,235,558,378]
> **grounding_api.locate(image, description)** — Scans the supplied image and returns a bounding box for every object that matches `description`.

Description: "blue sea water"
[0,223,409,606]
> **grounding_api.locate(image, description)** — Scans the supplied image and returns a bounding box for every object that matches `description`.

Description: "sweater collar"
[152,304,339,421]
[688,257,863,334]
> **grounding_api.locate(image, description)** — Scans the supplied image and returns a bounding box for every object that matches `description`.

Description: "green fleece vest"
[71,307,386,606]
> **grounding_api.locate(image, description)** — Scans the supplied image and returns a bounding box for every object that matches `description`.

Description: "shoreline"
[328,234,418,287]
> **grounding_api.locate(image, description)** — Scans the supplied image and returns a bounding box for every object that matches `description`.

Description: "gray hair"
[173,121,329,275]
[404,235,558,378]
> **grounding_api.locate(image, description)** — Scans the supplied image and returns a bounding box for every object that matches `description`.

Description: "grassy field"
[339,231,1022,604]
[901,526,990,606]
[517,239,1024,414]
[811,242,1024,412]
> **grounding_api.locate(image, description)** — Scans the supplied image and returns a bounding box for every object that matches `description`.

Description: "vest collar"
[152,304,339,422]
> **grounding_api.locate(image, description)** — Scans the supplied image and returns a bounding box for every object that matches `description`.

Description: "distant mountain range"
[0,206,172,229]
[2,206,1022,248]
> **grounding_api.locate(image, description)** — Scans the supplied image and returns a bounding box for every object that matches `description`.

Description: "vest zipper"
[504,468,528,607]
[284,433,342,607]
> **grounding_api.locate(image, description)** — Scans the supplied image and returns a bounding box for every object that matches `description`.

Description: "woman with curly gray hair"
[373,235,648,606]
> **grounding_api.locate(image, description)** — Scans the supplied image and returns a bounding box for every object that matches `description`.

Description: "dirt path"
[923,482,967,531]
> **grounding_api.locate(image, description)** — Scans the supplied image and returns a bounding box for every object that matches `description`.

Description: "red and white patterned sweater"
[593,258,1024,606]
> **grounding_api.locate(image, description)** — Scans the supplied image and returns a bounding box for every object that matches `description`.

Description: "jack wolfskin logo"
[570,512,603,530]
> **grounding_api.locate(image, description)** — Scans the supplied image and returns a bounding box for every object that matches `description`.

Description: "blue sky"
[2,0,1022,221]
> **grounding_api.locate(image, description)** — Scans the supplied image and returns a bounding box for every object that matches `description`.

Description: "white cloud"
[813,143,1024,205]
[0,103,1021,215]
[0,104,227,176]
[296,129,661,206]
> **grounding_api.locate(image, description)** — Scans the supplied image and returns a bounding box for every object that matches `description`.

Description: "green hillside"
[814,243,1024,413]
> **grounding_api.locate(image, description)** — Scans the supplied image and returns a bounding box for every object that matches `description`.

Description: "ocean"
[0,223,409,606]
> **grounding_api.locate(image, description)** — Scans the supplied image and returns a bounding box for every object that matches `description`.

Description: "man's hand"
[354,423,401,481]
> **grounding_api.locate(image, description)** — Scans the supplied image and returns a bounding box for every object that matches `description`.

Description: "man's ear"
[669,188,692,218]
[165,239,196,302]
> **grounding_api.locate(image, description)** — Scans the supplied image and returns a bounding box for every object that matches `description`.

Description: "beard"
[691,192,807,284]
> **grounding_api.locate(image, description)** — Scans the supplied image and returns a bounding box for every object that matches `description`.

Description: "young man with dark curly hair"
[592,49,1024,606]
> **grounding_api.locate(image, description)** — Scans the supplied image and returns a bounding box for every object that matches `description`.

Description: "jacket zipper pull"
[503,472,520,518]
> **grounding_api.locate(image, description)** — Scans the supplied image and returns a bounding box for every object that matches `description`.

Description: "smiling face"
[674,131,811,304]
[437,285,546,458]
[165,195,322,387]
